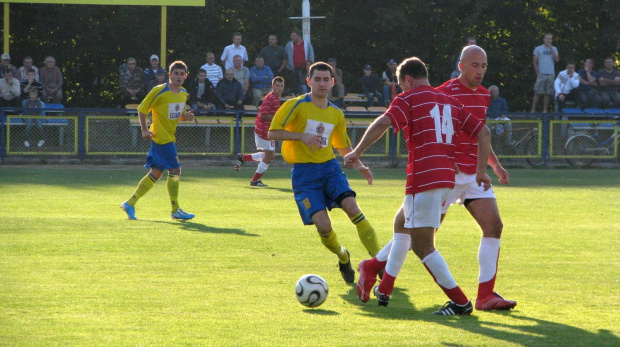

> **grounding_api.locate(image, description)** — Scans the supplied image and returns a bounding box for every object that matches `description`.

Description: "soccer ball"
[295,274,328,308]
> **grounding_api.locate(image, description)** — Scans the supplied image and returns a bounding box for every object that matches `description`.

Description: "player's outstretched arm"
[476,125,493,190]
[344,115,391,169]
[338,147,372,185]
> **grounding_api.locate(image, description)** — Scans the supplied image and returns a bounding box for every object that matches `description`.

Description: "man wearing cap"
[0,53,18,78]
[144,54,168,92]
[361,64,383,107]
[382,58,402,106]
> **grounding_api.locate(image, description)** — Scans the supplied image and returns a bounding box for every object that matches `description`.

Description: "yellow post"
[3,3,9,54]
[160,6,167,68]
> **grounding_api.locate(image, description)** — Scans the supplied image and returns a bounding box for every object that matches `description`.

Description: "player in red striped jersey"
[234,76,285,187]
[345,57,492,315]
[436,45,516,311]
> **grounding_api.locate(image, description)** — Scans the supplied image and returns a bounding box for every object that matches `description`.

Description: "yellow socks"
[127,173,157,206]
[167,173,180,213]
[320,230,349,263]
[351,212,380,257]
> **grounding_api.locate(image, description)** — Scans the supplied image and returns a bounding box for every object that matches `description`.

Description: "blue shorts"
[292,159,355,225]
[145,141,180,171]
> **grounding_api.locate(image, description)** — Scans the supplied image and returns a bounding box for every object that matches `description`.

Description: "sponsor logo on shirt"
[168,102,184,120]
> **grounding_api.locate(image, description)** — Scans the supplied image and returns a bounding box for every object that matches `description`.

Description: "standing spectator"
[577,58,601,109]
[120,61,196,221]
[39,56,63,104]
[119,57,145,105]
[361,64,383,107]
[20,69,43,100]
[143,54,168,92]
[531,33,559,113]
[215,69,244,110]
[554,61,580,110]
[0,53,18,78]
[146,70,166,93]
[188,68,215,112]
[299,59,313,94]
[200,52,223,87]
[346,57,491,315]
[451,37,476,79]
[221,32,248,70]
[250,56,274,107]
[327,58,345,107]
[22,88,46,148]
[235,76,285,187]
[285,29,314,96]
[17,56,39,82]
[382,58,402,106]
[0,70,21,107]
[259,34,287,77]
[597,57,620,108]
[232,55,252,105]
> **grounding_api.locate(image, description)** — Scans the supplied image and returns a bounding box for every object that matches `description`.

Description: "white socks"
[478,237,501,283]
[422,250,457,289]
[384,234,410,277]
[256,161,269,174]
[251,152,265,161]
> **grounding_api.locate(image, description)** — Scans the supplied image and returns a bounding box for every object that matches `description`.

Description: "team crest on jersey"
[168,102,184,120]
[316,123,325,135]
[305,119,334,147]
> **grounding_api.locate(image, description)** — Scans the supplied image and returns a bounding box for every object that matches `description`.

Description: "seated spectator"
[577,58,601,109]
[487,85,512,144]
[39,56,63,103]
[119,57,145,105]
[0,53,18,78]
[189,68,216,112]
[554,61,580,111]
[146,70,166,93]
[17,56,39,83]
[231,55,252,105]
[143,54,167,91]
[20,68,43,100]
[215,69,244,110]
[327,57,345,107]
[22,88,46,148]
[0,70,21,107]
[299,60,313,94]
[361,64,383,107]
[250,56,274,107]
[382,58,402,106]
[200,52,223,87]
[597,57,620,108]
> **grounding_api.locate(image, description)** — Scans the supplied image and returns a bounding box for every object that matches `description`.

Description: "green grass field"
[1,165,619,346]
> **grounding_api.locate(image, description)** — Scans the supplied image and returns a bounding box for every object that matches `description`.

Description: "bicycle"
[564,120,620,167]
[490,122,546,167]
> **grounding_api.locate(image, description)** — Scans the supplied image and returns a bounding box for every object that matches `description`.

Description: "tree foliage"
[1,0,618,110]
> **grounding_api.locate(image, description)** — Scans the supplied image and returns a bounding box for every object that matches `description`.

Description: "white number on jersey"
[430,105,454,144]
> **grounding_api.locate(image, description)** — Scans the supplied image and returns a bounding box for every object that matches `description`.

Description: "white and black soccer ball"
[295,274,328,308]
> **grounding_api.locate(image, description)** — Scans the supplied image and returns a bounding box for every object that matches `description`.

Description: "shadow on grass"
[302,308,339,316]
[238,185,294,194]
[143,220,259,237]
[351,285,619,346]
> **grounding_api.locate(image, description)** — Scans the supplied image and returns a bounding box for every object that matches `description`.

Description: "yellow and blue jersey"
[270,94,351,164]
[138,83,188,145]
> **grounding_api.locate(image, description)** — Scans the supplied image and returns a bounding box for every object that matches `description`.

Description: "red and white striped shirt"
[385,85,484,194]
[436,78,490,174]
[255,92,281,140]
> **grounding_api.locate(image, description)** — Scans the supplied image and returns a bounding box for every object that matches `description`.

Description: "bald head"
[458,45,488,89]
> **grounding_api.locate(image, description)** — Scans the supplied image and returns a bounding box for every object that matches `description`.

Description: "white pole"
[302,0,311,42]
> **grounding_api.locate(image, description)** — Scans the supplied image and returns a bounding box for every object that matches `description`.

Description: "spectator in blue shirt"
[487,85,512,145]
[250,57,274,107]
[577,58,601,109]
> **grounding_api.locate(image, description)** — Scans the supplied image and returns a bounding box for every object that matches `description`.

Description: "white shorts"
[440,172,496,214]
[402,188,451,229]
[255,133,275,151]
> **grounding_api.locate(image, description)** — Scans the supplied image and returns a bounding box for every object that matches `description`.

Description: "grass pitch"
[1,165,619,346]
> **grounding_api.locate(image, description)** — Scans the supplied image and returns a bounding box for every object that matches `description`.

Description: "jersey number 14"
[430,105,454,144]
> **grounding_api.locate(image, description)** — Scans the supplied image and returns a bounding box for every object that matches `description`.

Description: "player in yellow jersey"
[121,61,196,220]
[269,62,381,283]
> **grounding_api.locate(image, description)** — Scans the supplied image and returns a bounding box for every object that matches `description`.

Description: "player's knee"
[482,219,503,237]
[264,151,275,162]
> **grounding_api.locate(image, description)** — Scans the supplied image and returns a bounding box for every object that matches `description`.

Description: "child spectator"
[22,88,46,148]
[361,64,384,107]
[146,70,166,93]
[20,69,43,100]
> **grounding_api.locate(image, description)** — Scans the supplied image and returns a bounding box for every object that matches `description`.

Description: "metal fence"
[1,108,618,167]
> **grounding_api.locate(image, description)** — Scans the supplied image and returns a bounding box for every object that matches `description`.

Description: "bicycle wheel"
[565,135,597,167]
[525,138,546,167]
